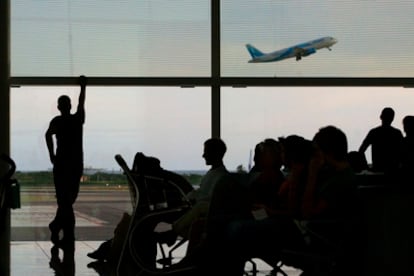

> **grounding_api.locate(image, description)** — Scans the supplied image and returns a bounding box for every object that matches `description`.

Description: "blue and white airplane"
[246,36,337,63]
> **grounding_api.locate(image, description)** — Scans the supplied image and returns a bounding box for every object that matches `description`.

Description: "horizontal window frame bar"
[10,77,414,87]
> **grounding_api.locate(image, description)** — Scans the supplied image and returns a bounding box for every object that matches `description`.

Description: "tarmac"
[10,186,302,275]
[11,186,132,241]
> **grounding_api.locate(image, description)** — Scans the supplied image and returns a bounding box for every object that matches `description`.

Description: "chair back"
[115,153,193,214]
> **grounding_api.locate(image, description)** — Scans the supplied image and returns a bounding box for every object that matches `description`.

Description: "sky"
[9,1,414,171]
[11,0,414,77]
[11,86,414,172]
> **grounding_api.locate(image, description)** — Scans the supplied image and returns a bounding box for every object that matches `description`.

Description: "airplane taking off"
[246,36,337,63]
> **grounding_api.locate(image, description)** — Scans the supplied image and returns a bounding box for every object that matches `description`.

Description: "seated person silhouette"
[184,138,296,260]
[359,107,403,173]
[87,138,230,266]
[177,135,313,274]
[241,139,285,215]
[347,151,369,173]
[155,138,231,246]
[116,138,231,272]
[244,136,313,269]
[207,138,286,247]
[276,135,313,217]
[199,126,358,276]
[234,135,312,219]
[248,139,269,173]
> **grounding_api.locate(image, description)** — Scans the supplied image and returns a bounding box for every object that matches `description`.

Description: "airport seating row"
[114,153,414,276]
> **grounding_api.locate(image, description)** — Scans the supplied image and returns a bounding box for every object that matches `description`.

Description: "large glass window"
[11,86,211,171]
[11,1,210,77]
[10,86,210,243]
[221,1,414,77]
[222,87,414,170]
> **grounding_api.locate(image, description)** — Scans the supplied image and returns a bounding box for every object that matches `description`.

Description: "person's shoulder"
[214,165,232,179]
[49,115,62,124]
[73,110,84,118]
[365,126,381,138]
[212,164,227,172]
[370,125,383,133]
[71,111,85,123]
[391,126,403,135]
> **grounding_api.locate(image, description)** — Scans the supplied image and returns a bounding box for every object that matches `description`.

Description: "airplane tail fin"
[246,44,264,59]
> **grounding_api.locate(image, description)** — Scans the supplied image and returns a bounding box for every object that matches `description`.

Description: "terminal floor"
[11,241,302,275]
[10,188,302,275]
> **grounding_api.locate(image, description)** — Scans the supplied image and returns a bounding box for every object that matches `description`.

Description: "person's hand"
[79,75,87,87]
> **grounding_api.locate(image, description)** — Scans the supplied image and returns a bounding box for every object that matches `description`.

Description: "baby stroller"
[0,154,20,214]
[115,153,197,275]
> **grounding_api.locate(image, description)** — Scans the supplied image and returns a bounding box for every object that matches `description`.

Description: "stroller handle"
[115,154,129,171]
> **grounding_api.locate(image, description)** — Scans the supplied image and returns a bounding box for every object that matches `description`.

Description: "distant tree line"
[14,171,204,187]
[14,171,54,186]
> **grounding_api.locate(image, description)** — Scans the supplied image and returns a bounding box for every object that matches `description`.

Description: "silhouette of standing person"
[46,76,87,248]
[400,116,414,174]
[359,107,403,173]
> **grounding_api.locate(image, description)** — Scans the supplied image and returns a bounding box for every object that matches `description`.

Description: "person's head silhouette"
[403,115,414,137]
[260,138,282,171]
[313,125,348,162]
[57,95,72,115]
[280,135,313,170]
[380,107,395,126]
[202,138,226,168]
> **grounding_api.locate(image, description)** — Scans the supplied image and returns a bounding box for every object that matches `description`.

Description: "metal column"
[211,0,220,138]
[0,0,11,275]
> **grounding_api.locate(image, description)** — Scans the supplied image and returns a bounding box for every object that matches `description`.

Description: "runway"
[11,186,132,241]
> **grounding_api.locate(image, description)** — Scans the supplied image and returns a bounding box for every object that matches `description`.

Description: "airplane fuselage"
[247,36,337,63]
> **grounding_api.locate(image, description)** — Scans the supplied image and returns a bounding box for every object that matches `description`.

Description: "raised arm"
[77,75,87,113]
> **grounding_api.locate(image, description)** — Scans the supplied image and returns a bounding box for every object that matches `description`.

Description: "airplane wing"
[293,47,317,60]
